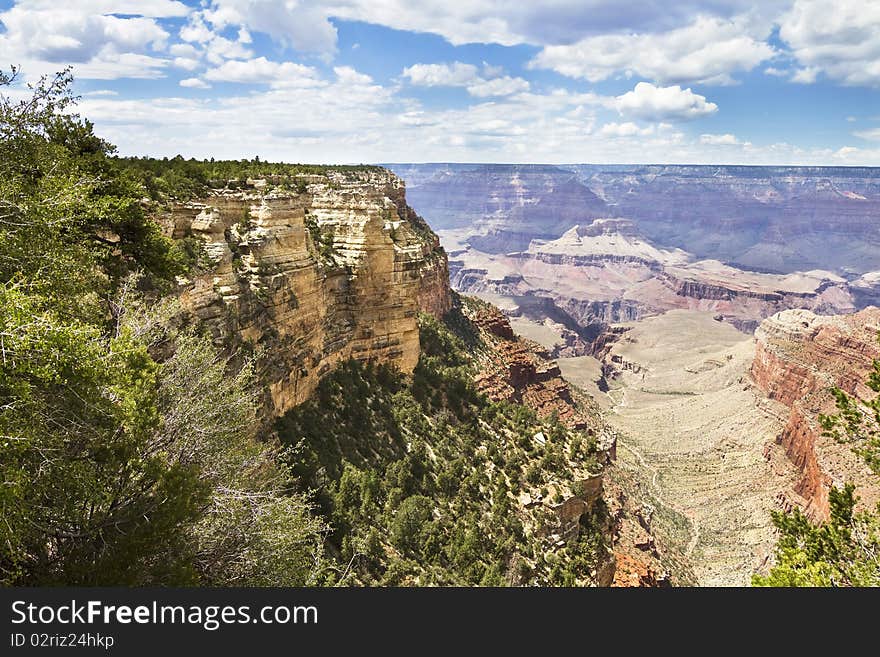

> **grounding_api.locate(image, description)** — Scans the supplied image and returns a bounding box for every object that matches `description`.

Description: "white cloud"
[0,6,169,63]
[180,77,211,89]
[0,2,177,80]
[201,0,338,54]
[779,0,880,87]
[173,57,201,71]
[402,62,478,87]
[334,66,374,85]
[71,53,170,80]
[600,122,654,137]
[700,133,741,145]
[402,61,528,97]
[72,74,880,166]
[791,67,819,84]
[465,76,530,98]
[203,56,324,87]
[854,127,880,141]
[529,15,775,85]
[613,82,718,121]
[203,35,254,64]
[13,0,190,18]
[197,1,785,56]
[169,43,200,58]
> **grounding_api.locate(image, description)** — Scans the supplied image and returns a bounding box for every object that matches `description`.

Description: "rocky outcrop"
[751,308,880,519]
[605,478,670,588]
[466,303,597,433]
[164,169,450,418]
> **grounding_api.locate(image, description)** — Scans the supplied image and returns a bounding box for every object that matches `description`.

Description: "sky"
[0,0,879,165]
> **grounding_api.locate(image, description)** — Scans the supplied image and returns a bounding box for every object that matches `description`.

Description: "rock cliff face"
[163,169,450,418]
[751,308,880,519]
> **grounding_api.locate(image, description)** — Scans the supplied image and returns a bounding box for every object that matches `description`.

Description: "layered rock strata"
[163,170,450,417]
[751,308,880,519]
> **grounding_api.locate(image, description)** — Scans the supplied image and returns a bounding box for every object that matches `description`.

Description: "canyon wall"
[163,169,450,418]
[751,308,880,519]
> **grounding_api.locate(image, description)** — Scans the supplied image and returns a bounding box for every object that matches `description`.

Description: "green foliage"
[0,69,325,586]
[752,484,880,587]
[819,362,880,476]
[277,309,609,586]
[0,281,326,585]
[305,216,337,262]
[115,155,383,204]
[0,68,184,311]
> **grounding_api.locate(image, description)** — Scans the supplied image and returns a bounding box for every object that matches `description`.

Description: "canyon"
[162,168,625,586]
[162,164,880,585]
[391,163,880,341]
[388,162,880,584]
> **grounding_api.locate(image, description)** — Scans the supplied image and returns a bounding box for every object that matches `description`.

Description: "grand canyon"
[9,9,880,656]
[389,163,880,585]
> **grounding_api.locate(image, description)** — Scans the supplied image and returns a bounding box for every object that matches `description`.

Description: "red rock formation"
[603,477,669,587]
[465,303,593,431]
[751,308,880,519]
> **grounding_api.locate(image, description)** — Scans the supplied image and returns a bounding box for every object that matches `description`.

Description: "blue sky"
[1,0,878,164]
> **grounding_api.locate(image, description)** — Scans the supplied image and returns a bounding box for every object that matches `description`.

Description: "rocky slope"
[751,308,880,520]
[461,298,670,586]
[161,169,451,418]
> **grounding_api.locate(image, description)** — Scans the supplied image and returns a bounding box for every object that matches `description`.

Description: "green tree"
[390,496,434,555]
[753,484,880,587]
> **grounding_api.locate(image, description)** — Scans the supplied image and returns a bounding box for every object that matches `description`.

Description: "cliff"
[162,169,451,418]
[751,308,880,519]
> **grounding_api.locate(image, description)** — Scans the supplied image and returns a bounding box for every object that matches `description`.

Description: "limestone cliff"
[162,169,450,418]
[751,308,880,519]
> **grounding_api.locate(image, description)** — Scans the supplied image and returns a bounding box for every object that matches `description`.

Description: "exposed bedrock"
[162,170,451,418]
[751,308,880,520]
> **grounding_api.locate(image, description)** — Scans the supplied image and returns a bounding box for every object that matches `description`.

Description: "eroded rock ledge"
[161,169,451,417]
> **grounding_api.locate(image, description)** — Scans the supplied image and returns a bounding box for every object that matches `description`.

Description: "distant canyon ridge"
[387,164,880,348]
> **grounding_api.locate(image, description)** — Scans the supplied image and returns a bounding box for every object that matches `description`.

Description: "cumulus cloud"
[529,15,774,85]
[779,0,880,87]
[613,83,718,121]
[203,56,324,87]
[700,133,741,145]
[201,0,338,54]
[791,67,820,84]
[201,1,785,54]
[402,62,479,87]
[401,61,529,98]
[0,1,180,80]
[13,0,190,18]
[334,66,374,85]
[600,122,654,137]
[0,6,169,63]
[179,77,211,89]
[173,57,201,71]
